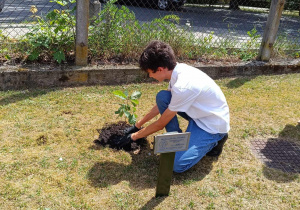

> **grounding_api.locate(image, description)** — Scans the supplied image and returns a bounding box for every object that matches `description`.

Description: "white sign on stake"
[154,132,190,154]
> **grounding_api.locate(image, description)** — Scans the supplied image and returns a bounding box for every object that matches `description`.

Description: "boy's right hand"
[124,125,140,135]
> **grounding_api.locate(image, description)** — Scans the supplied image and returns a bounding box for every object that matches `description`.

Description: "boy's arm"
[135,104,160,128]
[131,108,177,140]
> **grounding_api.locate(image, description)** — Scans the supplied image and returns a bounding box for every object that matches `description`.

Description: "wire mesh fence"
[0,0,299,64]
[0,0,74,36]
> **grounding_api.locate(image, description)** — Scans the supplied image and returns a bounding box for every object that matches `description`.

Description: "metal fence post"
[76,0,89,66]
[258,0,285,61]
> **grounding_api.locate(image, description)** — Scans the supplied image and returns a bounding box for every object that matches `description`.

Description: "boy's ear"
[157,67,167,72]
[157,67,163,72]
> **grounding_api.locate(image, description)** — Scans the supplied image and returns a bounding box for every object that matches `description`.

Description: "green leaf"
[4,54,11,60]
[128,114,136,125]
[50,0,68,6]
[124,90,129,97]
[113,90,127,100]
[115,107,124,117]
[131,99,139,106]
[124,104,130,111]
[70,6,76,13]
[54,27,60,34]
[28,51,40,61]
[46,10,57,20]
[124,111,131,119]
[53,50,65,63]
[130,91,141,100]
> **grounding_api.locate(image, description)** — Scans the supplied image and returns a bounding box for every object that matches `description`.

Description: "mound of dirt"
[94,121,146,151]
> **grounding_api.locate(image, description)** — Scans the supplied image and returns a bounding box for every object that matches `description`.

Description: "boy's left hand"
[124,125,140,135]
[117,134,133,149]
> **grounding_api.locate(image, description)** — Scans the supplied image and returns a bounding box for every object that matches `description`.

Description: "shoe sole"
[206,134,228,157]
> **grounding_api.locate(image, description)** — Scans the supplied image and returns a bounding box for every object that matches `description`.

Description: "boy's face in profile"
[147,67,169,82]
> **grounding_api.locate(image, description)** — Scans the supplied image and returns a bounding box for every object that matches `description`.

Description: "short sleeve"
[168,87,199,112]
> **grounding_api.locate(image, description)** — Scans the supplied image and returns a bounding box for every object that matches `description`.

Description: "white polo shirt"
[168,63,230,134]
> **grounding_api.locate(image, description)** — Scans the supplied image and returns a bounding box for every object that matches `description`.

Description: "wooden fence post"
[76,0,89,66]
[258,0,285,61]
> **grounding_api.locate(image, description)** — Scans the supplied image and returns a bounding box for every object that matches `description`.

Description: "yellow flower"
[30,5,38,14]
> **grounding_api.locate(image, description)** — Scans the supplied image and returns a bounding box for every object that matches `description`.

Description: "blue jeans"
[156,90,226,173]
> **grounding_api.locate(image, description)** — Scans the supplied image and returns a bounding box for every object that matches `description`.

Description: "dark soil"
[93,121,146,152]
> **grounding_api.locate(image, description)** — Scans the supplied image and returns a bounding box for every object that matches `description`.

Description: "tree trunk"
[229,0,240,10]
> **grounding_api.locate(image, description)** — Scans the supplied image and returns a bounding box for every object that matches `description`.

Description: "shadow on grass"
[262,166,299,183]
[261,124,300,182]
[278,123,300,141]
[87,146,216,191]
[0,88,59,106]
[226,76,256,88]
[139,196,166,210]
[87,148,159,190]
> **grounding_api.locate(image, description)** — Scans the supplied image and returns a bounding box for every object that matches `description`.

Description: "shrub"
[23,0,76,63]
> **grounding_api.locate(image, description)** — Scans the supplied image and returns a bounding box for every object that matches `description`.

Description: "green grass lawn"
[0,73,299,209]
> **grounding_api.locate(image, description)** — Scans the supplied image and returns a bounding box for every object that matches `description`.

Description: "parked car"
[99,0,186,10]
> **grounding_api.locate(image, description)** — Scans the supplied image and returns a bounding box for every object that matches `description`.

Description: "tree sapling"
[113,90,142,125]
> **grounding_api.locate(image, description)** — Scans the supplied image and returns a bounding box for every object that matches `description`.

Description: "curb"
[1,61,300,90]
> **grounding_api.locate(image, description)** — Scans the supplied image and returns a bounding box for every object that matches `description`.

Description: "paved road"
[0,0,299,45]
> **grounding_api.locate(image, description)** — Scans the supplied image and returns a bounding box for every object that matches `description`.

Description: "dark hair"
[139,40,176,73]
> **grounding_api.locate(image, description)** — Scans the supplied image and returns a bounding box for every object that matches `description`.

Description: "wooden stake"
[155,152,175,197]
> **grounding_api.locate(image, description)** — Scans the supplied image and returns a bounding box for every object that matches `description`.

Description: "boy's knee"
[156,90,171,105]
[173,150,202,173]
[173,162,189,173]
